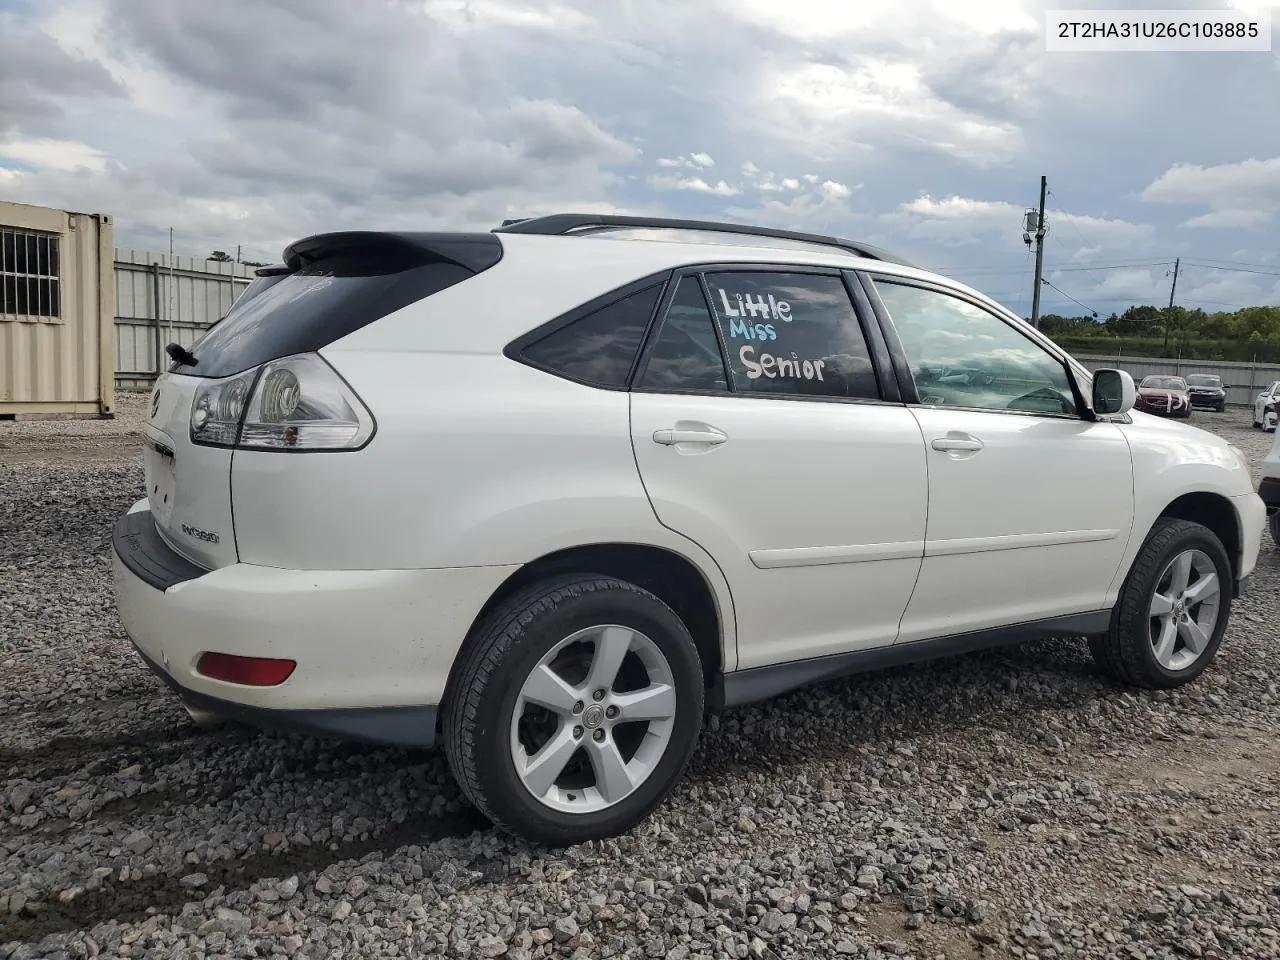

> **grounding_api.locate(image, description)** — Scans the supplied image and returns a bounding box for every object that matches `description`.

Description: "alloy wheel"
[1148,548,1221,672]
[510,624,677,814]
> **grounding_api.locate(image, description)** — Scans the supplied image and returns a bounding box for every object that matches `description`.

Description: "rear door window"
[635,277,729,392]
[703,271,880,400]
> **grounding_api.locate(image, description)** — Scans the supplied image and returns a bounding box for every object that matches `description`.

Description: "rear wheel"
[443,574,704,845]
[1089,518,1231,689]
[1270,513,1280,548]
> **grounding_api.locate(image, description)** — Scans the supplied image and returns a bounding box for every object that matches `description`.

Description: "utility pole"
[1030,175,1048,328]
[1163,257,1180,355]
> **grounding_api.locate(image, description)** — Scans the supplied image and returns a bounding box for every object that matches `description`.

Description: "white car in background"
[1253,380,1280,431]
[111,214,1266,845]
[1258,429,1280,545]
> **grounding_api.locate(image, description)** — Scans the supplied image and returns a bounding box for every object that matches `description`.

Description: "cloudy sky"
[2,0,1279,318]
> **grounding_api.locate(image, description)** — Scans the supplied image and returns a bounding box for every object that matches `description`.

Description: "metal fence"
[114,251,254,390]
[1074,354,1280,408]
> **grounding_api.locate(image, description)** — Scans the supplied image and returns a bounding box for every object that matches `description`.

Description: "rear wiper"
[165,342,198,367]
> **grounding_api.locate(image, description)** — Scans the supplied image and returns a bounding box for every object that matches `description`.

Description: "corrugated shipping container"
[0,200,115,416]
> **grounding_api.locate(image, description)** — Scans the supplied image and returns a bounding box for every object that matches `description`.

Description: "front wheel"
[1270,512,1280,548]
[1089,518,1232,689]
[443,574,704,846]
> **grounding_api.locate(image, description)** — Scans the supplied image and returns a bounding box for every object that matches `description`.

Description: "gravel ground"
[3,397,1280,960]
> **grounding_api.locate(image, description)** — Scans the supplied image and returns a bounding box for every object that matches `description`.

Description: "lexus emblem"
[150,388,162,419]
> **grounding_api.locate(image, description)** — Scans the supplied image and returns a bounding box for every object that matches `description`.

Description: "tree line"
[1036,304,1280,362]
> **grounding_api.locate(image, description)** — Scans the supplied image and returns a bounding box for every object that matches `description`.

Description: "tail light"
[190,352,374,451]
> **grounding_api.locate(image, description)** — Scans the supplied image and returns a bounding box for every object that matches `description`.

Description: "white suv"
[112,215,1265,845]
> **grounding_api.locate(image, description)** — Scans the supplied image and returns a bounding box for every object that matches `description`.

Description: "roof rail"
[492,213,917,267]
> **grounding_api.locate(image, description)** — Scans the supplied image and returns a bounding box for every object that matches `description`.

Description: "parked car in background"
[1185,374,1226,412]
[1135,375,1192,419]
[110,214,1265,845]
[1259,429,1280,545]
[1253,380,1280,431]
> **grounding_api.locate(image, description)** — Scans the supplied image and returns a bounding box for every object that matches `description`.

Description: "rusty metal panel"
[0,200,114,414]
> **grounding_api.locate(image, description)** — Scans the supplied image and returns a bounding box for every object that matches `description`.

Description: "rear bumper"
[133,645,442,747]
[111,500,519,747]
[1258,477,1280,515]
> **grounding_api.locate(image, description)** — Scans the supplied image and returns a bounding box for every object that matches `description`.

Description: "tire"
[443,574,705,846]
[1270,512,1280,548]
[1089,518,1232,689]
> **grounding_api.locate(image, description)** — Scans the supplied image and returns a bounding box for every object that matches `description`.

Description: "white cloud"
[0,137,110,173]
[726,0,1037,43]
[1141,158,1280,229]
[647,175,740,196]
[655,153,715,170]
[884,194,1153,252]
[766,60,1023,166]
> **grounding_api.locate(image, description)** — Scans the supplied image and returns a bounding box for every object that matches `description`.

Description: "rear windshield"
[171,241,495,378]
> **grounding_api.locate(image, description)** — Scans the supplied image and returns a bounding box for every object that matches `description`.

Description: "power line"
[1040,277,1100,317]
[1179,255,1280,271]
[1181,260,1280,278]
[929,259,1176,276]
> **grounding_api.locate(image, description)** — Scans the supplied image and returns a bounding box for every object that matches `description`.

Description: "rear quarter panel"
[229,351,739,665]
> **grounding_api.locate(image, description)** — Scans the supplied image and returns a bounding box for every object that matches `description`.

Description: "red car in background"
[1134,375,1192,418]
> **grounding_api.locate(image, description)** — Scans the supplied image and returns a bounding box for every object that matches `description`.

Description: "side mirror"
[1092,368,1136,416]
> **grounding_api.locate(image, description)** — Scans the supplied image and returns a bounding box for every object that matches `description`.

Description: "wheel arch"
[440,541,735,730]
[1156,491,1241,584]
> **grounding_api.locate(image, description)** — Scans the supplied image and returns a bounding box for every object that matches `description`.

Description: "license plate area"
[144,439,177,528]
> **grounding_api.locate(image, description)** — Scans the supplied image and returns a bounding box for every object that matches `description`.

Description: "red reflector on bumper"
[196,652,296,686]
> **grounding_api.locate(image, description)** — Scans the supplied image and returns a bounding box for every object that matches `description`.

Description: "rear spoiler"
[278,231,503,274]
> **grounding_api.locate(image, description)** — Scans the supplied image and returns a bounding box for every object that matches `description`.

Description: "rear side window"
[175,240,496,379]
[704,271,880,400]
[637,277,728,392]
[518,283,664,389]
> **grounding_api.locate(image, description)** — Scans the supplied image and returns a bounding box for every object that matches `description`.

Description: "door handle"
[653,426,727,446]
[931,436,983,453]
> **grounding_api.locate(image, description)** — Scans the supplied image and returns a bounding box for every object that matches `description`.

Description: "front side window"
[703,271,879,400]
[520,283,664,389]
[872,279,1078,417]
